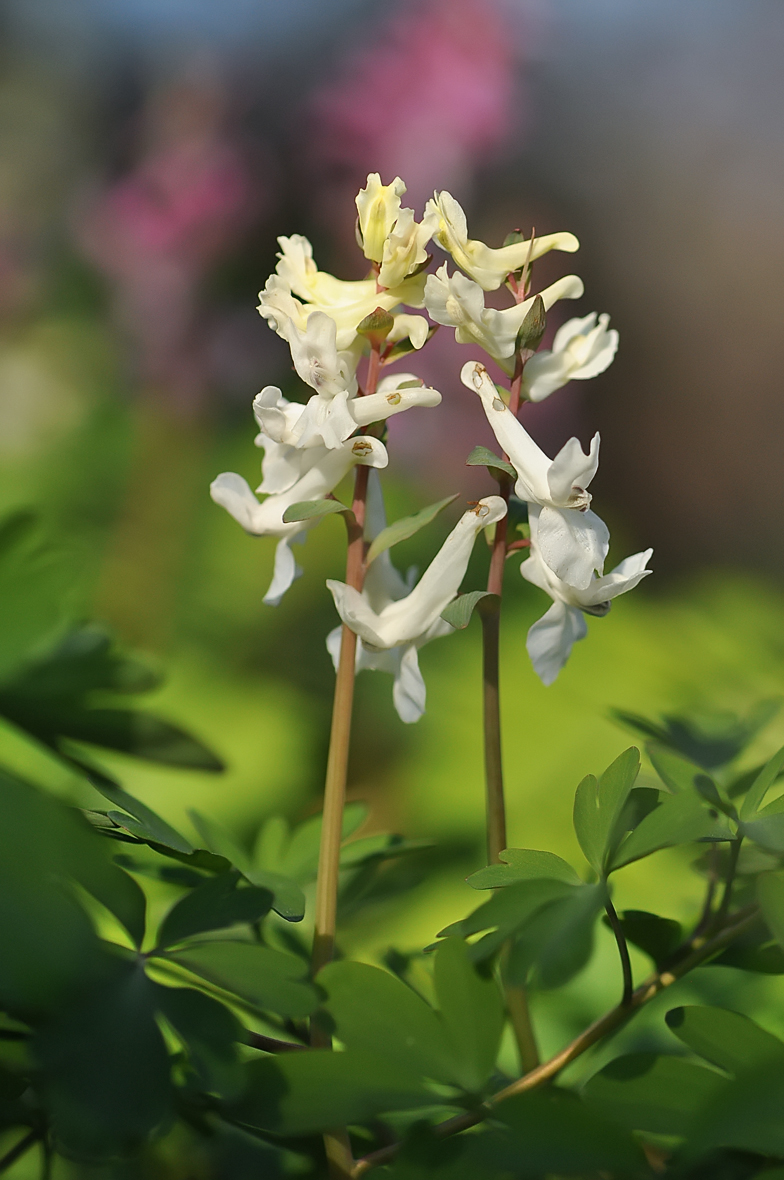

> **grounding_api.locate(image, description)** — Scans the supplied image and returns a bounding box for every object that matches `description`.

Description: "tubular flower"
[522,312,619,403]
[252,373,442,455]
[425,265,584,375]
[461,362,608,589]
[326,473,427,723]
[522,508,653,685]
[327,492,507,660]
[426,191,579,291]
[355,174,437,289]
[258,235,428,352]
[210,435,388,606]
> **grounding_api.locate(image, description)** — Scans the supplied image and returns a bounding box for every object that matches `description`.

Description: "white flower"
[252,373,441,455]
[356,174,408,263]
[425,265,584,375]
[210,434,388,606]
[327,494,507,720]
[326,473,426,723]
[522,510,652,685]
[355,175,437,289]
[522,313,619,403]
[426,191,580,291]
[461,361,609,589]
[259,235,427,352]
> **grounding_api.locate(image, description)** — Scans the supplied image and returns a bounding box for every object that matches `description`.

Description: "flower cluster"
[211,174,651,717]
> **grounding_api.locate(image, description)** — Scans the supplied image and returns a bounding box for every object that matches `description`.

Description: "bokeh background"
[3,0,784,1073]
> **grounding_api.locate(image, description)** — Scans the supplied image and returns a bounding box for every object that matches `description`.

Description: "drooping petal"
[526,600,588,686]
[264,537,305,606]
[326,581,387,649]
[210,472,265,533]
[393,644,427,723]
[534,504,610,590]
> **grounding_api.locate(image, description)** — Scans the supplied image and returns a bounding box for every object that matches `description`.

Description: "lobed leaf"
[572,747,641,876]
[366,494,458,566]
[159,940,318,1018]
[440,591,498,631]
[468,848,582,890]
[281,499,349,524]
[665,1005,784,1076]
[154,871,274,950]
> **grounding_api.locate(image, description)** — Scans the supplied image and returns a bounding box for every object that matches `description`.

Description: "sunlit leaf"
[366,494,458,566]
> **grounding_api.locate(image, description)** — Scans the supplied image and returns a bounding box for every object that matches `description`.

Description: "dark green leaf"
[467,848,582,890]
[439,878,576,960]
[35,958,171,1158]
[242,869,305,922]
[505,882,606,988]
[55,708,224,770]
[281,499,348,524]
[93,783,193,854]
[514,295,546,354]
[366,495,458,566]
[0,769,106,1012]
[0,515,73,683]
[440,591,498,631]
[741,813,784,853]
[230,1050,430,1135]
[665,1005,784,1075]
[687,1057,784,1156]
[582,1052,726,1136]
[611,910,682,969]
[610,789,732,870]
[710,916,784,973]
[572,748,641,876]
[613,701,781,770]
[491,1086,645,1175]
[154,984,245,1099]
[160,941,318,1018]
[189,810,248,869]
[74,857,147,949]
[319,960,456,1085]
[465,446,517,482]
[728,759,784,800]
[433,939,504,1091]
[758,870,784,950]
[155,871,273,949]
[0,625,160,701]
[740,744,784,820]
[648,743,714,794]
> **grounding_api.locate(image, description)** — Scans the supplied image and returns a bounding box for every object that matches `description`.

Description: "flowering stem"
[310,345,381,1179]
[481,353,538,1073]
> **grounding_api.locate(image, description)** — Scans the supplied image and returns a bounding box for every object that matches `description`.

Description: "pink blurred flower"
[306,0,521,246]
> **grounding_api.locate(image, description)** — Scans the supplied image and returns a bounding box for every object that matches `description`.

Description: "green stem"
[604,898,633,1006]
[310,344,381,1178]
[350,906,760,1177]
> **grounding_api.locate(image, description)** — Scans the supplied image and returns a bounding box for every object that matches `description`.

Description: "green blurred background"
[2,0,784,1132]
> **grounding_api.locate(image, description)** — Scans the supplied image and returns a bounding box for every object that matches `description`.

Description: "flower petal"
[526,600,588,686]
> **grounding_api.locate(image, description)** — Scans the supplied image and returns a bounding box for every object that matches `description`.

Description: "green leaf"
[611,910,682,969]
[155,871,273,949]
[609,789,732,870]
[0,769,113,1012]
[514,294,547,354]
[35,958,171,1158]
[74,857,148,949]
[230,1050,430,1135]
[366,495,458,566]
[440,878,576,960]
[491,1086,645,1175]
[665,1005,784,1075]
[57,708,224,770]
[648,743,716,795]
[740,744,784,820]
[467,848,582,889]
[160,940,318,1018]
[582,1052,726,1136]
[93,783,193,854]
[0,514,73,683]
[440,591,498,631]
[504,882,606,988]
[242,869,305,922]
[154,984,245,1100]
[433,938,504,1091]
[687,1057,784,1156]
[613,700,781,770]
[728,759,784,799]
[740,813,784,853]
[465,446,517,482]
[281,499,349,523]
[710,917,784,974]
[758,870,784,950]
[319,960,456,1085]
[253,803,367,882]
[188,810,248,870]
[338,832,433,868]
[572,748,641,876]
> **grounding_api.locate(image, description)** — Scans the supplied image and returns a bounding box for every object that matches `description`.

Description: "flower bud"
[355,174,407,263]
